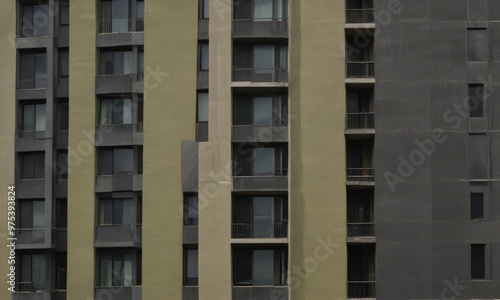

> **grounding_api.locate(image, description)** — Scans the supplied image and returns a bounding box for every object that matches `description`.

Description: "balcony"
[347,281,376,299]
[346,62,374,78]
[95,224,142,247]
[346,168,374,183]
[95,286,142,300]
[232,19,288,39]
[346,113,374,130]
[98,19,144,33]
[347,223,375,243]
[233,286,288,300]
[232,223,287,239]
[346,9,374,24]
[16,228,47,246]
[232,68,288,85]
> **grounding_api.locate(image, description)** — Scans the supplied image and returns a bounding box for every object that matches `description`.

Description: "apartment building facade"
[0,0,498,300]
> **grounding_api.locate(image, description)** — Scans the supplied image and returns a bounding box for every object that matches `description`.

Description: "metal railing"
[98,18,144,33]
[16,282,48,292]
[346,113,375,129]
[347,281,376,298]
[232,68,288,83]
[95,224,142,243]
[346,62,374,78]
[347,223,375,237]
[232,19,288,36]
[346,9,375,23]
[346,168,374,182]
[15,228,47,244]
[19,78,47,89]
[232,223,288,239]
[18,26,49,38]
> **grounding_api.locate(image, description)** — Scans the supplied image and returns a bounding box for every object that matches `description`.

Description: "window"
[59,49,69,78]
[197,93,209,122]
[100,0,130,33]
[233,43,288,73]
[19,50,47,89]
[233,248,287,286]
[199,0,209,19]
[58,100,69,130]
[98,250,141,287]
[233,94,288,126]
[137,96,144,128]
[20,200,45,229]
[60,0,69,26]
[100,49,133,75]
[468,0,488,21]
[19,254,46,291]
[254,45,274,73]
[99,147,134,175]
[198,42,209,71]
[56,199,68,228]
[470,183,487,220]
[136,0,144,30]
[55,253,67,290]
[184,194,199,226]
[234,145,288,176]
[184,249,198,286]
[100,97,132,125]
[471,244,486,279]
[232,195,288,238]
[138,50,144,79]
[468,134,489,179]
[57,151,68,180]
[469,84,484,117]
[99,198,134,225]
[234,0,287,20]
[467,29,488,61]
[20,152,45,180]
[20,2,49,37]
[20,102,46,138]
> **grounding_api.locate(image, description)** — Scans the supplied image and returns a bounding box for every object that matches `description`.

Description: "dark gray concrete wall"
[374,0,500,298]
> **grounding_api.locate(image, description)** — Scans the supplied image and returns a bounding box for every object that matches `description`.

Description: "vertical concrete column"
[289,0,347,299]
[67,1,96,299]
[198,0,233,299]
[0,0,17,299]
[142,0,197,299]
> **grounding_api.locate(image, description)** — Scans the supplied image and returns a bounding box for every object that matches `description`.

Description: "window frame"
[19,100,46,138]
[183,248,199,286]
[19,152,45,180]
[19,50,47,89]
[183,194,199,226]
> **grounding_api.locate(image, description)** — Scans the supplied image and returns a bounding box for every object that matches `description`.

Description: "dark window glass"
[98,147,135,175]
[19,254,46,291]
[184,194,199,226]
[20,102,46,138]
[19,51,47,89]
[55,253,67,290]
[57,151,68,179]
[60,1,69,26]
[59,50,69,78]
[100,50,133,75]
[470,192,484,220]
[100,0,130,33]
[99,198,134,225]
[198,42,209,71]
[20,152,45,179]
[58,100,69,130]
[197,93,209,122]
[471,244,486,279]
[56,199,68,228]
[233,94,288,126]
[19,200,44,229]
[100,98,132,125]
[467,29,488,61]
[20,3,49,37]
[469,84,484,118]
[468,134,489,179]
[99,250,137,287]
[184,249,198,286]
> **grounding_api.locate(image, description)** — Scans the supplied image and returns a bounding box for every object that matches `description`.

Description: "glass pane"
[253,97,273,126]
[100,199,113,224]
[137,0,144,19]
[22,154,34,179]
[22,5,34,37]
[200,43,209,70]
[253,148,274,176]
[113,148,134,174]
[23,104,35,131]
[60,51,69,77]
[138,51,144,74]
[59,101,69,130]
[187,249,198,280]
[99,149,113,175]
[119,199,134,224]
[58,152,68,179]
[469,84,484,118]
[123,51,133,74]
[471,244,485,279]
[123,254,133,286]
[112,255,124,286]
[254,45,274,73]
[253,250,274,285]
[35,104,46,132]
[197,93,209,122]
[33,153,45,179]
[101,51,114,75]
[32,254,46,288]
[203,0,209,18]
[34,52,47,88]
[467,30,488,61]
[112,99,124,124]
[188,195,199,224]
[113,51,124,74]
[100,254,112,286]
[280,45,288,69]
[100,99,113,125]
[123,98,132,124]
[20,201,33,228]
[20,53,33,82]
[468,134,488,179]
[33,5,49,36]
[32,201,45,228]
[60,3,69,25]
[21,254,32,283]
[254,0,273,21]
[253,197,274,238]
[112,0,129,32]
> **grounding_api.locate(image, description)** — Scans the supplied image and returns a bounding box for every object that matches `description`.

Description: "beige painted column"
[0,1,16,299]
[198,0,233,299]
[142,1,197,299]
[289,0,347,299]
[67,1,97,299]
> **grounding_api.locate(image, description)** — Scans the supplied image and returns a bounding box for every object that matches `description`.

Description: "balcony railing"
[346,62,374,78]
[95,224,142,244]
[347,223,375,237]
[346,9,374,23]
[15,228,47,244]
[232,68,288,83]
[18,26,49,38]
[18,78,47,89]
[346,168,374,182]
[347,281,376,298]
[232,19,288,37]
[17,282,48,292]
[232,223,288,239]
[98,18,144,33]
[346,113,375,129]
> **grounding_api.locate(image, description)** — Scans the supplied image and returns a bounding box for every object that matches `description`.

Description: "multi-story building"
[0,0,499,300]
